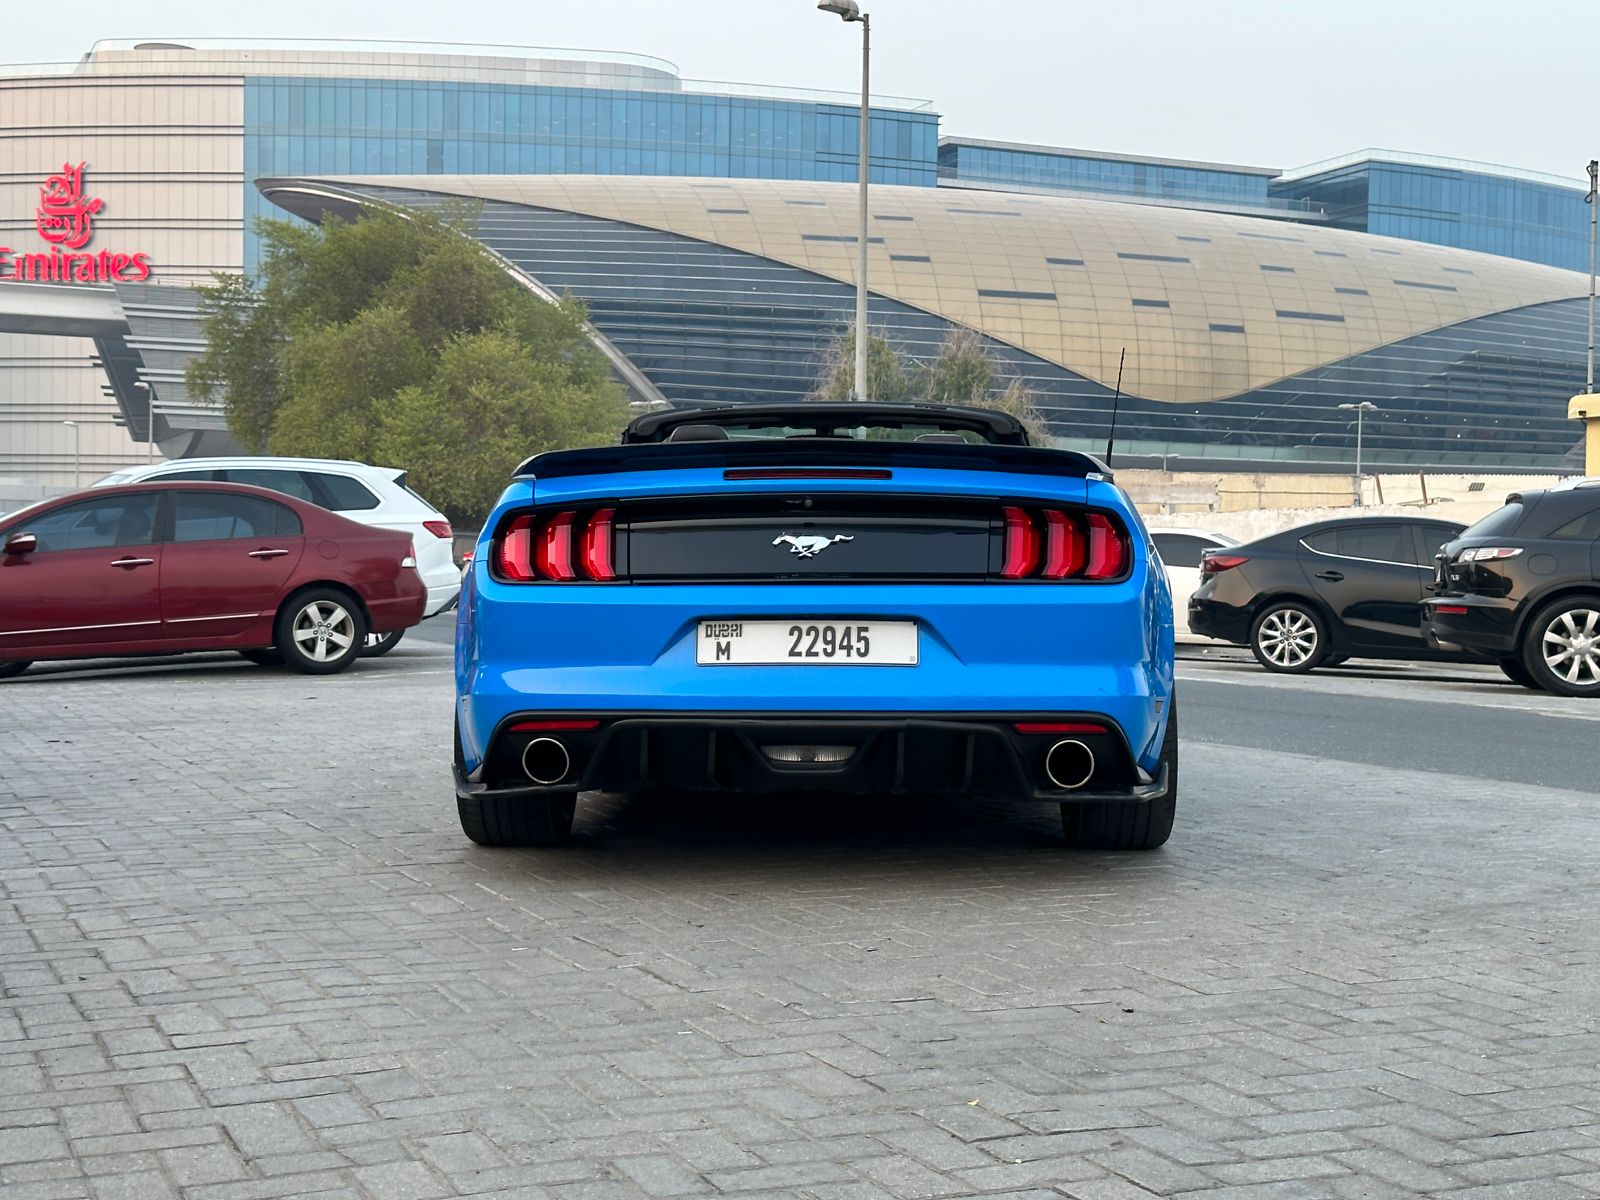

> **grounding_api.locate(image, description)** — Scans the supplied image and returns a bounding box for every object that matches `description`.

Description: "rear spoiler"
[515,439,1112,481]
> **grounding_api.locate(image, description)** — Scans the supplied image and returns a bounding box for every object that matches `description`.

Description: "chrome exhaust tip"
[1045,740,1095,790]
[521,737,571,786]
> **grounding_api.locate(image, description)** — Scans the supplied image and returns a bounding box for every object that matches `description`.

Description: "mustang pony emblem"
[773,533,855,559]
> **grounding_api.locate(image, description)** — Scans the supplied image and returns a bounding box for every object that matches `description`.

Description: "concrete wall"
[1128,469,1574,541]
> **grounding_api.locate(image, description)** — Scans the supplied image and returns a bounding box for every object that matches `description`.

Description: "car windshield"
[1461,501,1524,539]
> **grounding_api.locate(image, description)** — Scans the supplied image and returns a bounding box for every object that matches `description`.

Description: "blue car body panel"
[455,464,1174,781]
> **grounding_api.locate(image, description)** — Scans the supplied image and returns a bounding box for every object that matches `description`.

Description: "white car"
[1149,527,1239,640]
[93,457,460,649]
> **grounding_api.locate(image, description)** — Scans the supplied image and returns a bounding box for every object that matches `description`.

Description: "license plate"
[697,620,918,665]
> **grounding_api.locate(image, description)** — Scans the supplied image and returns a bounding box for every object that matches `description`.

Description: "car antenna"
[1104,347,1126,465]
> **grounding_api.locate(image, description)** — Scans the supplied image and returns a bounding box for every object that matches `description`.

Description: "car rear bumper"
[1187,597,1252,645]
[455,711,1170,806]
[1422,595,1519,656]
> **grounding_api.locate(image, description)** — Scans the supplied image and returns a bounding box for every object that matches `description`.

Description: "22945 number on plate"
[697,620,918,665]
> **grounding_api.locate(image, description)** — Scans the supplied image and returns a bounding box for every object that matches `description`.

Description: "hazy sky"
[14,0,1596,182]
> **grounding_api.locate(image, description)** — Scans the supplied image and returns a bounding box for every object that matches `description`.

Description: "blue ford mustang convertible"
[454,403,1177,850]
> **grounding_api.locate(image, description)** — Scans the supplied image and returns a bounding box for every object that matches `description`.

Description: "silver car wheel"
[291,600,356,663]
[1257,608,1319,668]
[1541,606,1600,687]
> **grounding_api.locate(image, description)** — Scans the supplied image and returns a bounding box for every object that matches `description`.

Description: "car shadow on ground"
[459,788,1186,885]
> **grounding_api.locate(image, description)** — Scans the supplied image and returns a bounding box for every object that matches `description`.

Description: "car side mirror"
[4,532,37,556]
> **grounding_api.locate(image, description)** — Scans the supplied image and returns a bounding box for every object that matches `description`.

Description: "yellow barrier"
[1571,393,1600,476]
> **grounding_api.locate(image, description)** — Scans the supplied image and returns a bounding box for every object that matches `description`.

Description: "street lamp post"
[1337,401,1378,506]
[134,382,154,462]
[62,420,79,488]
[818,0,871,401]
[1586,159,1597,391]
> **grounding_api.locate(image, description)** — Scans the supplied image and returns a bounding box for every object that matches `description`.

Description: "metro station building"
[0,39,1591,485]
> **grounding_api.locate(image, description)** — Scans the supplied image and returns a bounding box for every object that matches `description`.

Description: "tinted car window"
[21,494,158,552]
[156,469,221,482]
[173,492,301,541]
[311,472,380,511]
[1334,524,1410,564]
[1152,533,1216,569]
[1410,525,1461,565]
[1462,501,1524,539]
[1302,529,1339,554]
[223,468,316,502]
[1547,506,1600,541]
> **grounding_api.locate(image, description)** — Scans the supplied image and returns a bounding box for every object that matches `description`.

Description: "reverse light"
[423,519,454,539]
[1200,552,1250,577]
[1459,546,1524,562]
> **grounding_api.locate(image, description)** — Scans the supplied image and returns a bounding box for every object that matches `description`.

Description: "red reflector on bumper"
[1433,605,1469,615]
[508,719,601,732]
[1013,722,1107,734]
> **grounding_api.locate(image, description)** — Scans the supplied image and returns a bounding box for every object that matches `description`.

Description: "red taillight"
[1002,506,1129,581]
[493,514,537,581]
[423,519,453,539]
[581,508,616,581]
[1200,553,1249,577]
[536,511,578,581]
[494,509,620,582]
[1084,513,1126,580]
[1041,508,1086,579]
[1014,721,1107,734]
[1001,506,1040,578]
[508,719,601,732]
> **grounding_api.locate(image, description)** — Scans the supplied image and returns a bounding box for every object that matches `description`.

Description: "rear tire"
[0,661,31,680]
[1062,693,1177,851]
[1521,595,1600,697]
[458,792,577,847]
[275,589,367,675]
[1497,656,1539,689]
[362,629,405,658]
[1250,601,1330,674]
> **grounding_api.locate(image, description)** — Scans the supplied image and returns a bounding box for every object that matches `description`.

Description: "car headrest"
[665,424,731,442]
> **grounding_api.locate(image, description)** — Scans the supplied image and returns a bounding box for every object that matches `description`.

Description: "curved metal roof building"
[263,174,1589,470]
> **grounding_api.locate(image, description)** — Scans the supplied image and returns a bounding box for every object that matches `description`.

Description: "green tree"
[809,326,918,403]
[188,206,626,522]
[810,323,1049,442]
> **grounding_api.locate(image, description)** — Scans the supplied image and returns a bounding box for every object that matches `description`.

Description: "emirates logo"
[36,163,104,251]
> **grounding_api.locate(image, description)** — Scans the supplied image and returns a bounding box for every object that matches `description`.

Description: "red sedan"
[0,482,427,678]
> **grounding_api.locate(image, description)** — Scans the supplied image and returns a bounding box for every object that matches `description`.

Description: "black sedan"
[1188,516,1468,673]
[1424,480,1600,696]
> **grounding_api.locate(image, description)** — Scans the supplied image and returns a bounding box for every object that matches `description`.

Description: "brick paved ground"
[3,649,1599,1199]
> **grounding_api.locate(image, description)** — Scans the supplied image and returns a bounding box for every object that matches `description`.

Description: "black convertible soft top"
[621,402,1032,446]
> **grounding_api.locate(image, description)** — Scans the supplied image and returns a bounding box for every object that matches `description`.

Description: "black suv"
[1424,481,1600,696]
[1188,516,1467,673]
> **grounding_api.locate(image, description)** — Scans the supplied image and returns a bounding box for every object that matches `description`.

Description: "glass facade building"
[242,76,938,269]
[939,138,1276,209]
[263,176,1592,472]
[1271,152,1593,272]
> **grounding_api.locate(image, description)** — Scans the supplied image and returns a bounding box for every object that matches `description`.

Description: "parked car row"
[0,457,462,679]
[1182,480,1600,697]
